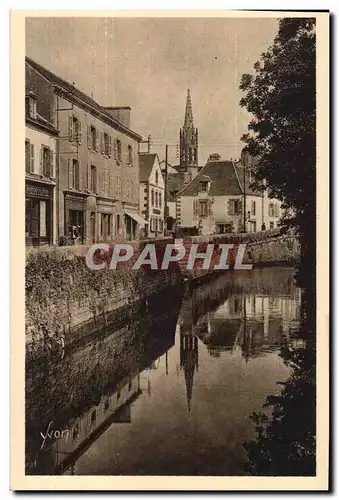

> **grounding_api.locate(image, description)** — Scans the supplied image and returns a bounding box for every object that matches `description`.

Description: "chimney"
[104,106,131,129]
[208,153,221,162]
[184,172,191,184]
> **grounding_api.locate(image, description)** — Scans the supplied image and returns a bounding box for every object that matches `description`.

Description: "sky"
[26,16,279,165]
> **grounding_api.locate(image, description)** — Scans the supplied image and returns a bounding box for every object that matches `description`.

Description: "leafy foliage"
[240,19,317,475]
[239,18,316,289]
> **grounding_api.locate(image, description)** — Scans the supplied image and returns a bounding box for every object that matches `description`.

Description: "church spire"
[184,88,194,128]
[179,89,199,169]
[180,332,199,415]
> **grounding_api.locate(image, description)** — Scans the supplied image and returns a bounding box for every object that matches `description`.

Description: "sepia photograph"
[11,10,329,491]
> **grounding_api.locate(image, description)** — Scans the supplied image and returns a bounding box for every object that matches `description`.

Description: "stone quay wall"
[25,229,299,355]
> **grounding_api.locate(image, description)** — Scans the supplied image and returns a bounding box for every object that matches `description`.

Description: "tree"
[239,18,316,290]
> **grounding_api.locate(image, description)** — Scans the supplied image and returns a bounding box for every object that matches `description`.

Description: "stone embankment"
[25,229,299,356]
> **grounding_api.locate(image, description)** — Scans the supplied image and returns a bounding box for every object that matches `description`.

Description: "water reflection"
[26,289,182,475]
[26,267,307,476]
[243,286,316,476]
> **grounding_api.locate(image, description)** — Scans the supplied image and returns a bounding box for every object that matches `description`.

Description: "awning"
[124,210,148,228]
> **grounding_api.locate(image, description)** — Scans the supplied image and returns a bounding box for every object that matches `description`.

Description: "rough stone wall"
[25,230,299,354]
[25,238,182,355]
[178,229,300,280]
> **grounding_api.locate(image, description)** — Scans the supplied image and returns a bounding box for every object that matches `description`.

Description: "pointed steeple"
[184,89,194,128]
[179,89,199,169]
[180,333,199,415]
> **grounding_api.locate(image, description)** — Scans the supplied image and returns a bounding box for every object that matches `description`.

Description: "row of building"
[25,57,282,246]
[25,57,166,246]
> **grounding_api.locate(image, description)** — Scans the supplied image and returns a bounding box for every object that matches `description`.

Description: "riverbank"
[25,229,300,357]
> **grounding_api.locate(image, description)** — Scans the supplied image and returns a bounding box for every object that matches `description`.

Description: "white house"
[25,90,58,245]
[177,155,282,235]
[139,153,165,237]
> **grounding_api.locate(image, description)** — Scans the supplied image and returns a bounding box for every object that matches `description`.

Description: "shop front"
[124,210,147,241]
[64,192,87,244]
[25,181,54,246]
[97,200,114,243]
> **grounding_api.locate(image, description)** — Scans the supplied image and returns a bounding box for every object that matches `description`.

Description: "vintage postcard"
[11,10,329,491]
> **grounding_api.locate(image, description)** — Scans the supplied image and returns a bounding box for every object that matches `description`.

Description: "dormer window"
[199,181,209,193]
[26,94,37,119]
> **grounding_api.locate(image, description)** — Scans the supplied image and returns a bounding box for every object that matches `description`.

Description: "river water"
[26,267,308,476]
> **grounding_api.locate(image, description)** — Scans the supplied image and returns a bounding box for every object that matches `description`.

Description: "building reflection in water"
[194,290,301,361]
[26,289,182,476]
[179,331,199,414]
[26,268,304,476]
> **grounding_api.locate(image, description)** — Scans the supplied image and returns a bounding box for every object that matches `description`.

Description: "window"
[270,221,274,229]
[151,217,158,233]
[155,191,158,207]
[88,125,98,151]
[228,199,242,215]
[159,192,162,208]
[268,203,274,217]
[41,146,53,177]
[90,165,97,193]
[251,200,256,216]
[128,145,133,165]
[26,95,37,119]
[116,214,121,233]
[155,171,159,185]
[69,116,82,144]
[199,181,209,193]
[199,200,208,217]
[117,139,122,162]
[116,177,122,198]
[274,204,280,218]
[151,189,154,206]
[102,132,112,157]
[68,159,80,190]
[73,160,80,190]
[25,140,34,173]
[103,167,109,197]
[217,223,232,234]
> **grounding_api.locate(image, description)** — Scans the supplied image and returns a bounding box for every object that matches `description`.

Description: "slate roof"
[25,57,142,142]
[139,153,158,182]
[178,161,262,197]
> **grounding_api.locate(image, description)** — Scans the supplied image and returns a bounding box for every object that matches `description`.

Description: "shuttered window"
[69,115,82,144]
[68,159,80,190]
[90,165,97,193]
[25,140,30,173]
[88,125,98,151]
[40,146,52,177]
[117,140,122,161]
[228,199,242,215]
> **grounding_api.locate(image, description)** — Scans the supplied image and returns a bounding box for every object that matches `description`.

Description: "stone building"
[177,153,282,235]
[139,153,165,238]
[25,89,58,246]
[25,57,143,245]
